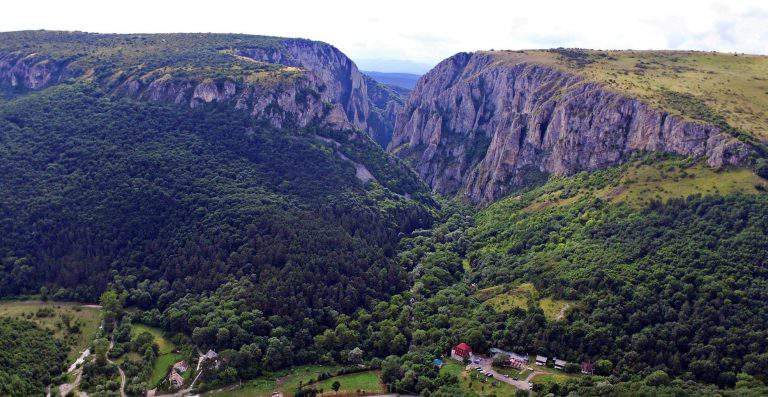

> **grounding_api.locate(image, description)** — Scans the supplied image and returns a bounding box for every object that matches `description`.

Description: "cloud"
[1,0,767,67]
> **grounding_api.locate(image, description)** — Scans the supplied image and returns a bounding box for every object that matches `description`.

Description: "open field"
[0,300,101,361]
[311,370,383,395]
[207,364,343,397]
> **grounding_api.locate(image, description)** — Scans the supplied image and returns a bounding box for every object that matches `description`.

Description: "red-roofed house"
[451,343,473,360]
[581,361,594,375]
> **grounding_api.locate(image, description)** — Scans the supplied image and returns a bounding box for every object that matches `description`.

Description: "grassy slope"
[477,283,574,321]
[486,49,768,141]
[484,157,766,223]
[0,300,101,361]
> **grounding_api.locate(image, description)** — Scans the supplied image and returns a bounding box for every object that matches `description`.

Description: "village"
[434,342,596,392]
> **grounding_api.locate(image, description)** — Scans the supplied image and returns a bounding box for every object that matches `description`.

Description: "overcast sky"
[2,0,767,73]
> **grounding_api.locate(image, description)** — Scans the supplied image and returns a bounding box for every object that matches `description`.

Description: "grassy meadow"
[0,300,101,361]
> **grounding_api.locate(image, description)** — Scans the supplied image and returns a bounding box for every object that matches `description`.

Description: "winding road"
[107,339,127,397]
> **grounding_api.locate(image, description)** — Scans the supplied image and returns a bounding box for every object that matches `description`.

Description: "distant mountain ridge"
[362,70,421,90]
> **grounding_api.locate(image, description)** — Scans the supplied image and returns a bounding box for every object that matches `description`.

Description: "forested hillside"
[0,81,433,391]
[339,158,768,396]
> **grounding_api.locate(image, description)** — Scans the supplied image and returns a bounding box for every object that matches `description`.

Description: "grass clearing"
[208,364,343,397]
[131,323,175,354]
[515,160,765,213]
[311,370,384,395]
[600,163,764,206]
[151,352,185,386]
[479,284,575,321]
[531,372,573,385]
[130,323,180,386]
[440,361,520,397]
[0,300,101,361]
[539,298,573,321]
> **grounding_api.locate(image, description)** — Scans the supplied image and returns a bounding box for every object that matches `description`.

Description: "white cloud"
[1,0,766,69]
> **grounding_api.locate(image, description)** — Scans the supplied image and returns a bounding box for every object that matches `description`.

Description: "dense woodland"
[0,317,67,395]
[0,83,432,391]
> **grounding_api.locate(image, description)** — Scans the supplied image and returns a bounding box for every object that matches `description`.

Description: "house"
[581,361,594,375]
[204,349,218,360]
[451,343,473,360]
[169,371,184,389]
[433,358,444,367]
[535,355,547,366]
[203,349,220,369]
[554,358,567,370]
[173,360,189,374]
[489,348,528,363]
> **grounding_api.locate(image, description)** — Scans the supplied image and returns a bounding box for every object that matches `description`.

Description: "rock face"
[0,37,401,141]
[389,52,751,204]
[363,75,407,147]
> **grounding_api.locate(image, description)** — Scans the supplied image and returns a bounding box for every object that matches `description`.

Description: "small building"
[169,371,184,389]
[203,349,220,370]
[535,355,547,366]
[173,360,189,374]
[581,361,594,375]
[433,358,444,367]
[510,358,526,369]
[509,352,529,363]
[451,343,473,360]
[554,358,567,370]
[205,349,218,360]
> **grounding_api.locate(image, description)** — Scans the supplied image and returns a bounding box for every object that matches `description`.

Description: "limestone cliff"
[0,33,399,140]
[364,75,407,147]
[389,52,751,204]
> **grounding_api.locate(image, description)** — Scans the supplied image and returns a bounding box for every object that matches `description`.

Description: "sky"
[2,0,767,73]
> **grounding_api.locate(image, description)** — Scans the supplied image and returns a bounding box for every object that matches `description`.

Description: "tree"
[348,347,363,365]
[645,370,670,386]
[93,338,110,366]
[99,290,124,331]
[381,355,403,385]
[492,354,510,368]
[332,380,341,393]
[594,359,613,376]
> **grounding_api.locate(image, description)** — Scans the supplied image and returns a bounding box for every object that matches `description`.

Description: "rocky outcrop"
[364,75,406,147]
[0,52,71,90]
[0,37,400,139]
[389,52,751,204]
